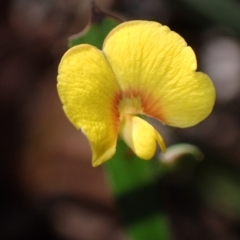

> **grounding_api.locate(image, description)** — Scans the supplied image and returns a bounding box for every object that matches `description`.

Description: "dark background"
[1,0,240,239]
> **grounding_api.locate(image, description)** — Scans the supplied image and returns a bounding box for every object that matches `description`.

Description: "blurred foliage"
[177,0,240,35]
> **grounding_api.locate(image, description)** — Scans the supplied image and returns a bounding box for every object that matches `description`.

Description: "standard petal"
[120,116,166,160]
[57,44,121,166]
[103,20,215,127]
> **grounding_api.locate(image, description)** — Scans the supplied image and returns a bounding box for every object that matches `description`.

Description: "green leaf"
[104,140,172,240]
[69,2,121,49]
[104,139,160,196]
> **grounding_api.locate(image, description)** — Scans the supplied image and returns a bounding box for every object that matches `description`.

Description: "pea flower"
[57,21,215,167]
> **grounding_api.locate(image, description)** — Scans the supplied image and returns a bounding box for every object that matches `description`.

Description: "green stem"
[104,140,172,240]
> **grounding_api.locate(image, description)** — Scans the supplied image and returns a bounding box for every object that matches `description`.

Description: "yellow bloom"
[57,20,215,167]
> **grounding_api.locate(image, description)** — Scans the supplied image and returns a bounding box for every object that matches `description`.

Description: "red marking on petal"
[110,91,122,133]
[123,88,166,123]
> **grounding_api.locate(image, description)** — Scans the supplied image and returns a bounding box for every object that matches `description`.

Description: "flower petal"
[57,44,121,166]
[103,20,215,128]
[120,116,166,160]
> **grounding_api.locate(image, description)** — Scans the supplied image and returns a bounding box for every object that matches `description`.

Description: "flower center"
[118,96,143,120]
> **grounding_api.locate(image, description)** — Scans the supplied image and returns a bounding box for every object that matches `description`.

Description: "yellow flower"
[57,20,215,167]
